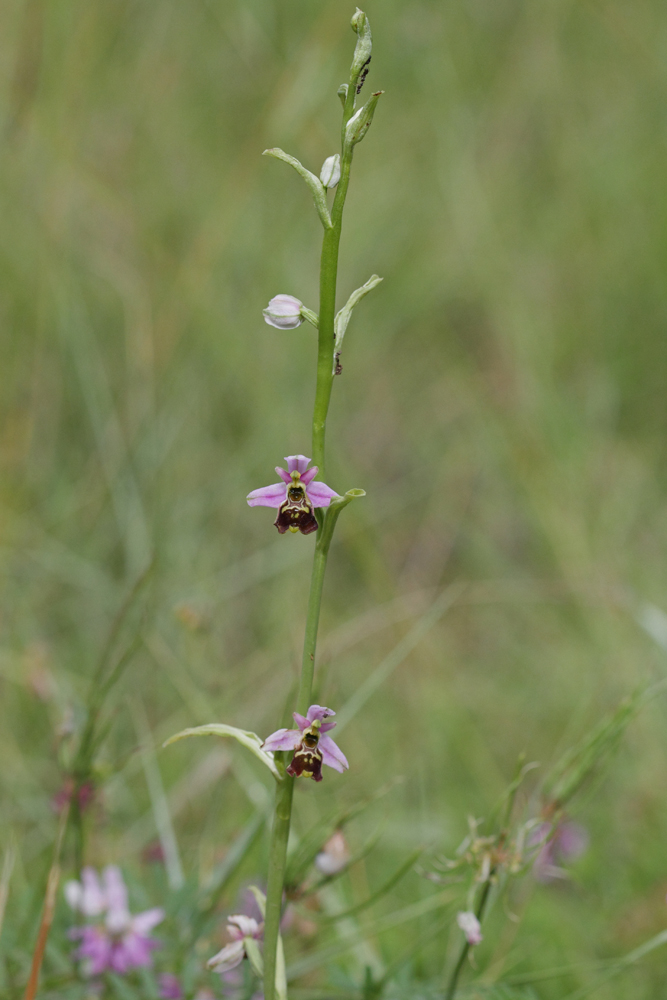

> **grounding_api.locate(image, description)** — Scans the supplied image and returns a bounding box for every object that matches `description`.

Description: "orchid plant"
[165,10,382,999]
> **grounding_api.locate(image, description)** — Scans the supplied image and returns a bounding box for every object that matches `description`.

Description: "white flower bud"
[263,294,304,330]
[457,910,483,946]
[315,830,350,875]
[319,154,341,189]
[344,91,383,148]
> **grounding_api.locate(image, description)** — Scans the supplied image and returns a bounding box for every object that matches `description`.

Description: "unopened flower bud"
[320,154,341,189]
[350,9,372,91]
[457,911,483,946]
[263,294,304,330]
[344,91,383,148]
[350,8,366,33]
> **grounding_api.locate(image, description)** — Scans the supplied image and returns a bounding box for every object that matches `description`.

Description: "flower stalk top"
[262,704,348,782]
[247,455,339,535]
[64,866,164,976]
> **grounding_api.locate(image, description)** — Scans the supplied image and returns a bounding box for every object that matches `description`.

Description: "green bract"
[344,91,384,148]
[262,148,332,229]
[333,274,383,373]
[163,723,282,781]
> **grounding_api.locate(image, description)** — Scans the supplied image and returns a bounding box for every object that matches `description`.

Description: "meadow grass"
[1,0,667,996]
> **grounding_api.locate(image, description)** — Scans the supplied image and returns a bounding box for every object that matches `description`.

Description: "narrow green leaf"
[286,889,455,980]
[285,779,401,889]
[191,806,269,939]
[163,724,282,781]
[320,848,423,923]
[544,686,653,808]
[335,585,465,735]
[304,827,383,895]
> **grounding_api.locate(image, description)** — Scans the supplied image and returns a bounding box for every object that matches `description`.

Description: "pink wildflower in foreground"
[158,973,184,999]
[457,910,483,946]
[207,914,263,974]
[262,704,349,782]
[530,820,588,883]
[247,455,339,535]
[64,865,164,975]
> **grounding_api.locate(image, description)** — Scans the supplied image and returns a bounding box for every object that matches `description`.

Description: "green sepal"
[344,91,383,148]
[337,84,348,108]
[163,724,282,781]
[244,937,264,979]
[333,274,383,373]
[263,148,333,229]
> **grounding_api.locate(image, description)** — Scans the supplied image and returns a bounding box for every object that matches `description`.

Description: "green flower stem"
[263,768,294,1000]
[263,515,335,1000]
[311,120,355,476]
[444,878,493,1000]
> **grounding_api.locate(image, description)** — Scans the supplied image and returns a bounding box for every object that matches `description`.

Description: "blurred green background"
[2,0,667,996]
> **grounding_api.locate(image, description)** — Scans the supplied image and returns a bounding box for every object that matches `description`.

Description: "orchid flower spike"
[262,705,348,782]
[247,455,339,535]
[207,914,263,974]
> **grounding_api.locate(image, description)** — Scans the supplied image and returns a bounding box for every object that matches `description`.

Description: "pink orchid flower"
[207,914,263,974]
[247,455,339,535]
[65,865,164,976]
[262,705,349,782]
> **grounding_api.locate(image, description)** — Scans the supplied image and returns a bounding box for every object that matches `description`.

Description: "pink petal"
[246,482,287,508]
[300,466,318,486]
[319,734,349,773]
[305,481,340,508]
[111,931,159,972]
[307,705,336,723]
[103,866,130,930]
[79,867,106,916]
[208,940,245,973]
[320,721,336,732]
[228,914,261,938]
[131,907,165,934]
[74,926,112,975]
[275,466,292,484]
[292,712,309,731]
[286,455,311,474]
[262,728,302,752]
